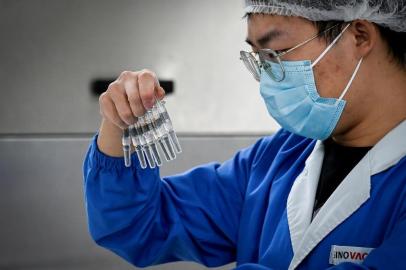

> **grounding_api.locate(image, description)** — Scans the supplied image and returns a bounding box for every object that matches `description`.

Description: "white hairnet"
[244,0,406,32]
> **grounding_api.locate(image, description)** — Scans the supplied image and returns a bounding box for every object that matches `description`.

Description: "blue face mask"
[259,27,363,140]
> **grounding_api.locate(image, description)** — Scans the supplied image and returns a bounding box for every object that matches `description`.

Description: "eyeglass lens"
[240,52,261,81]
[240,51,285,82]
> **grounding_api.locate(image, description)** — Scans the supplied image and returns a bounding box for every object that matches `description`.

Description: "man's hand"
[97,70,165,157]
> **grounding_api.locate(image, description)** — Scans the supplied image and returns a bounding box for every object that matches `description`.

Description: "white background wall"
[0,0,279,134]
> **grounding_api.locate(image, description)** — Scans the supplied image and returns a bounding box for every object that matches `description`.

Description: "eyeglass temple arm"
[277,23,342,58]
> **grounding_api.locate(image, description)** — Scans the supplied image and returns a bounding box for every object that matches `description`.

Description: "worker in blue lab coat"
[83,1,406,269]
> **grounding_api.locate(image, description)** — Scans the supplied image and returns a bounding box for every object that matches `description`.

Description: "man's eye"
[275,48,290,54]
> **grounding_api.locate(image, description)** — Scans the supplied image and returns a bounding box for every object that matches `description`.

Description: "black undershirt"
[313,138,372,213]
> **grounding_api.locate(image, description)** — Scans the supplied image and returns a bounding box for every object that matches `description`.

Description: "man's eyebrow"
[245,29,285,48]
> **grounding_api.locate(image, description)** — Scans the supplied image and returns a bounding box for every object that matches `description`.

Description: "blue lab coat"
[83,120,406,270]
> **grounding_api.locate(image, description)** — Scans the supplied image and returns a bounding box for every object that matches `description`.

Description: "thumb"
[156,86,166,100]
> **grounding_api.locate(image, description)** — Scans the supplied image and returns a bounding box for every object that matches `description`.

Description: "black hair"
[314,21,406,69]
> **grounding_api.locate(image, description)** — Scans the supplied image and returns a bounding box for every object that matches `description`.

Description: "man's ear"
[349,20,379,58]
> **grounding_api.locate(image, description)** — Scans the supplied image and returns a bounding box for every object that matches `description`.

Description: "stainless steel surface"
[0,135,263,269]
[0,1,276,268]
[0,0,277,135]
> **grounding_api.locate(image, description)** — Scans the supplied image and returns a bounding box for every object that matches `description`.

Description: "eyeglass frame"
[240,23,341,82]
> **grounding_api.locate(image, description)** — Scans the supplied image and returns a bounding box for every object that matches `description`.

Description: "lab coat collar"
[287,120,406,270]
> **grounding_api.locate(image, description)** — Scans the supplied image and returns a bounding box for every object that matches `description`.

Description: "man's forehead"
[247,14,309,33]
[246,14,292,47]
[246,14,315,47]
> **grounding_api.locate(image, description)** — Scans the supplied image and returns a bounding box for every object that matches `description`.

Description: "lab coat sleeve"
[233,263,276,269]
[83,134,268,268]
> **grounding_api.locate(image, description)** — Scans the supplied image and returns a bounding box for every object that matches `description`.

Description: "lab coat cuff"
[88,133,144,171]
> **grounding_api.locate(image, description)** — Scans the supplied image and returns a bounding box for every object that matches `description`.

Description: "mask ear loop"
[311,23,352,68]
[336,57,364,104]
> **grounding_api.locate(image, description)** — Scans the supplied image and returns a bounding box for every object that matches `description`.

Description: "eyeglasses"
[240,24,340,82]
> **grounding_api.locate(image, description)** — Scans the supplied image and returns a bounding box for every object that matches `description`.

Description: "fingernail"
[147,100,155,109]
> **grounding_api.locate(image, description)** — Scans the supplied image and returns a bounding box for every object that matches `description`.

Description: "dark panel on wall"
[90,79,174,97]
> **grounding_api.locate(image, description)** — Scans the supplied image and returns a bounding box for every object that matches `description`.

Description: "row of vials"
[121,100,181,168]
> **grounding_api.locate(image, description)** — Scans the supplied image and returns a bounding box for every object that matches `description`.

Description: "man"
[83,0,406,269]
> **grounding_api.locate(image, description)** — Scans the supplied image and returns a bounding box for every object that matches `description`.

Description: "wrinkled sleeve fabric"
[83,134,268,268]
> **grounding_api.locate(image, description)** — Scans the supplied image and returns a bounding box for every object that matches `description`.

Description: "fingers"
[138,69,160,109]
[108,81,137,126]
[99,92,127,129]
[99,69,166,129]
[123,73,146,117]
